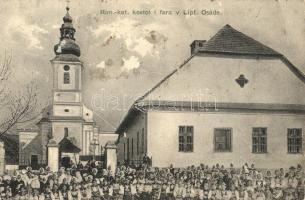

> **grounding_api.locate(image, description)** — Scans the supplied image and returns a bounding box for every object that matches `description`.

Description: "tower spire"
[53,5,81,58]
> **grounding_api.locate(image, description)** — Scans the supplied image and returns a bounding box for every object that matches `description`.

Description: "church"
[116,24,305,169]
[18,7,117,169]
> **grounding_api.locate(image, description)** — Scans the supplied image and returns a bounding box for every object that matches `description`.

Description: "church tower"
[18,6,107,169]
[50,7,84,149]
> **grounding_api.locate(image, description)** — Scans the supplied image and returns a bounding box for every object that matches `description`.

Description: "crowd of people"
[0,161,303,200]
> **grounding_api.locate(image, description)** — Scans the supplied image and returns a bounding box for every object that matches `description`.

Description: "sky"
[1,0,305,131]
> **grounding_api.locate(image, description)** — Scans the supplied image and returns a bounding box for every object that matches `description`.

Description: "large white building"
[117,24,305,169]
[18,7,117,169]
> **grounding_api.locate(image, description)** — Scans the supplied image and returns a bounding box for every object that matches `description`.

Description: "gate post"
[105,141,117,175]
[0,141,5,174]
[47,138,59,172]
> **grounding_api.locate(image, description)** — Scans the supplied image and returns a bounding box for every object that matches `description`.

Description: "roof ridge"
[200,24,280,56]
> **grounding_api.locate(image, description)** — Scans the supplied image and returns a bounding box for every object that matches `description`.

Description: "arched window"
[63,65,70,84]
[64,127,69,137]
[64,72,70,84]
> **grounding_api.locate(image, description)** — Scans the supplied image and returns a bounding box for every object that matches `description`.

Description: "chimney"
[190,40,206,55]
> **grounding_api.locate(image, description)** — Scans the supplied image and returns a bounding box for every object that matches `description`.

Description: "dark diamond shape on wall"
[235,74,249,88]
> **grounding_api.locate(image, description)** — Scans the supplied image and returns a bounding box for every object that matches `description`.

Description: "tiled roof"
[197,24,280,56]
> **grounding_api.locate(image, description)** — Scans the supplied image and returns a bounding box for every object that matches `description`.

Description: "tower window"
[64,72,70,84]
[63,65,70,71]
[64,127,69,137]
[64,109,69,112]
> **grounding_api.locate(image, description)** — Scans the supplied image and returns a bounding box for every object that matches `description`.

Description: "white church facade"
[117,25,305,169]
[18,7,117,169]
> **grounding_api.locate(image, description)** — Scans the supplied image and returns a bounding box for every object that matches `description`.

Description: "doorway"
[31,155,39,170]
[61,157,71,169]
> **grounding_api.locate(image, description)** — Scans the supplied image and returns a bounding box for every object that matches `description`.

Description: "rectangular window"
[137,132,139,155]
[178,126,193,152]
[288,129,302,154]
[64,72,70,84]
[214,128,232,152]
[252,128,267,153]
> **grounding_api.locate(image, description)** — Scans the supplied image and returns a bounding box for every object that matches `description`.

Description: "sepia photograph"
[0,0,304,199]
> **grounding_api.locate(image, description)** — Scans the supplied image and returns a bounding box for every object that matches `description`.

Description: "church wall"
[51,121,83,152]
[82,124,101,156]
[54,91,81,103]
[53,62,82,91]
[19,131,38,166]
[19,131,43,167]
[82,124,94,155]
[147,110,305,169]
[53,105,82,117]
[117,112,147,165]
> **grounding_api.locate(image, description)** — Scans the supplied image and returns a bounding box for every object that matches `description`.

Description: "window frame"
[214,128,232,152]
[252,127,268,154]
[287,128,302,154]
[178,126,194,153]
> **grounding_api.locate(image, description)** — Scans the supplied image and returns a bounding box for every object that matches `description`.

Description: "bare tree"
[0,51,37,137]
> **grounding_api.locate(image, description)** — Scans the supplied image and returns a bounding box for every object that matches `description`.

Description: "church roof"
[59,137,81,153]
[195,24,280,56]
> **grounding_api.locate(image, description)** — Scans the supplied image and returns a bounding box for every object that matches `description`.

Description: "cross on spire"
[65,0,70,11]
